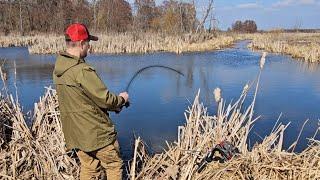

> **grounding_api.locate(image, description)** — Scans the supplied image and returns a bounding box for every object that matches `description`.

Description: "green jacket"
[53,52,125,152]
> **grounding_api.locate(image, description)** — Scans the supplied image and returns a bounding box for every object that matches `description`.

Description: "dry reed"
[0,85,79,179]
[0,36,37,48]
[247,33,320,62]
[0,33,237,54]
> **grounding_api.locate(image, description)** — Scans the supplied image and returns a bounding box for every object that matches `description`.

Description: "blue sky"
[127,0,320,30]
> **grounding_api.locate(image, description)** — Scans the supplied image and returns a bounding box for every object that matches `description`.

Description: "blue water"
[0,41,319,160]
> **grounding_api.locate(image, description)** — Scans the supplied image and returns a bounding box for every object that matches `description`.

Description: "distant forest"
[0,0,216,35]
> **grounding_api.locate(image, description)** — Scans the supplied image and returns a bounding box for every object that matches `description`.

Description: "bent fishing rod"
[116,65,185,113]
[125,65,184,92]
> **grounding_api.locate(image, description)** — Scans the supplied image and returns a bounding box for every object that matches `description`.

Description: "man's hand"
[115,92,129,114]
[119,92,129,103]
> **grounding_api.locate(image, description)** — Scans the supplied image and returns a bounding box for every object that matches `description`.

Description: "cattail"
[225,104,231,117]
[214,88,221,103]
[242,84,249,94]
[260,52,267,69]
[3,72,7,81]
[0,67,7,81]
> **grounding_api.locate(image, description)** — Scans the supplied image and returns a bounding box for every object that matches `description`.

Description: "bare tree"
[196,0,214,33]
[92,0,97,31]
[232,20,257,33]
[19,0,23,35]
[96,0,132,32]
[208,11,218,32]
[2,0,200,34]
[293,18,303,32]
[134,0,156,31]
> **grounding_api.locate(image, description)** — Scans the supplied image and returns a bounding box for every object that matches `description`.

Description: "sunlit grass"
[2,32,319,62]
[0,33,238,54]
[247,33,320,62]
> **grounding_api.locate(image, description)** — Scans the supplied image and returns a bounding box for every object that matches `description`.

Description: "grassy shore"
[0,33,238,55]
[247,32,320,62]
[0,53,319,179]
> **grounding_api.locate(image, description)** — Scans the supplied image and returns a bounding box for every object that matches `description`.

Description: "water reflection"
[0,42,319,160]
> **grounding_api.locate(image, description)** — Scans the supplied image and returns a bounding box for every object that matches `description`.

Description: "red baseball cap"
[65,23,98,42]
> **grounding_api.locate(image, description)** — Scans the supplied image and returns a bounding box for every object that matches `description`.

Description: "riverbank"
[0,33,238,54]
[247,32,320,62]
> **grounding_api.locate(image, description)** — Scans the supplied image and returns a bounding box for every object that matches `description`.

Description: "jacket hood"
[54,52,85,77]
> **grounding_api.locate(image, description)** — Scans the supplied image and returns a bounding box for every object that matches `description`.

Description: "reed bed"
[0,85,79,179]
[0,36,38,48]
[248,33,320,62]
[90,33,236,54]
[128,53,320,179]
[0,33,237,54]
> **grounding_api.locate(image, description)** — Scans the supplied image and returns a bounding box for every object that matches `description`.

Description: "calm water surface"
[1,41,319,160]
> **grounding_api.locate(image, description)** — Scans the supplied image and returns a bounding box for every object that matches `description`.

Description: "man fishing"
[53,23,129,180]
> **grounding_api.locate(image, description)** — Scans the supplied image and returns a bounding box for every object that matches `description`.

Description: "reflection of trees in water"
[199,67,211,104]
[16,63,54,82]
[174,55,214,99]
[0,59,9,81]
[298,61,320,73]
[185,56,194,88]
[92,59,159,88]
[96,62,128,82]
[0,58,54,83]
[176,66,182,96]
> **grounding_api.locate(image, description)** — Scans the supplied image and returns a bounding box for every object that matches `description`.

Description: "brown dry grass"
[247,33,320,62]
[0,87,79,179]
[0,87,80,179]
[0,33,237,54]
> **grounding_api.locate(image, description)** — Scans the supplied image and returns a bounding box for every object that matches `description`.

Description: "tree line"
[0,0,205,35]
[231,20,257,33]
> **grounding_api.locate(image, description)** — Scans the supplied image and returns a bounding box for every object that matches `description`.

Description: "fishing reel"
[115,101,130,114]
[196,141,240,173]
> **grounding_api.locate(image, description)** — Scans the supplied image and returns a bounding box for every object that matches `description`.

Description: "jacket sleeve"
[76,66,125,109]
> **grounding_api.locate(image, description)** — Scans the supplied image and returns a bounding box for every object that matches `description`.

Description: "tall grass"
[2,32,319,62]
[0,36,37,47]
[0,33,237,54]
[247,33,320,62]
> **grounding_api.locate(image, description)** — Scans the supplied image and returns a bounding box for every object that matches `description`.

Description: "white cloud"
[273,0,318,7]
[237,3,260,9]
[218,2,271,12]
[299,0,316,4]
[272,0,293,7]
